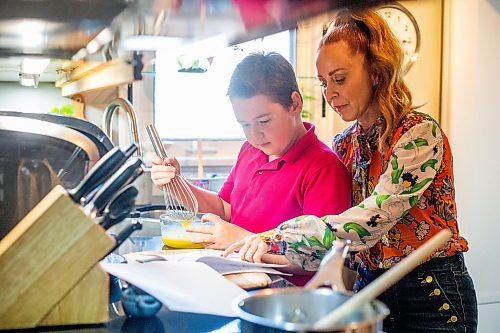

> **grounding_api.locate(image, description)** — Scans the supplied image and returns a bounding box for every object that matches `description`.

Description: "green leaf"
[414,138,429,147]
[409,195,419,207]
[289,240,307,252]
[323,227,336,248]
[295,215,310,222]
[305,236,323,248]
[343,223,371,243]
[402,178,433,194]
[421,159,438,172]
[60,104,74,116]
[391,154,399,170]
[432,122,437,137]
[358,203,365,208]
[401,209,410,218]
[404,138,429,150]
[376,194,391,208]
[391,167,404,184]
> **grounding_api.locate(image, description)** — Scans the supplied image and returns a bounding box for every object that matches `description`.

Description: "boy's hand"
[150,155,180,187]
[186,213,253,250]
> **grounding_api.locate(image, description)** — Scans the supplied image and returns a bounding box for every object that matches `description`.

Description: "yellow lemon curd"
[161,237,206,249]
[161,219,208,249]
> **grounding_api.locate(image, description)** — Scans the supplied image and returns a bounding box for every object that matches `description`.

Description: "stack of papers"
[100,249,289,317]
[101,261,246,317]
[124,249,290,276]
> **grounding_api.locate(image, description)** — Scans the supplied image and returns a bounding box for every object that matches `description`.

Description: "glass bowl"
[160,213,213,249]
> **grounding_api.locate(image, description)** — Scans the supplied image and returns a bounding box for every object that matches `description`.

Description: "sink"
[108,217,161,237]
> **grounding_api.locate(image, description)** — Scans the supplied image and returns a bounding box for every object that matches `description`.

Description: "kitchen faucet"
[102,97,142,156]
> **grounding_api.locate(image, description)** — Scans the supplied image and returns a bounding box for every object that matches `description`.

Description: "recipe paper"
[124,249,290,275]
[101,261,247,317]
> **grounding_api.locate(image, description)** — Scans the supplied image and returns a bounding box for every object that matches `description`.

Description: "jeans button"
[421,275,433,284]
[439,303,450,311]
[429,288,441,297]
[447,315,458,323]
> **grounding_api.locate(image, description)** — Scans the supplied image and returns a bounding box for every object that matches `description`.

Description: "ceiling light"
[19,73,40,88]
[19,21,46,49]
[22,58,50,75]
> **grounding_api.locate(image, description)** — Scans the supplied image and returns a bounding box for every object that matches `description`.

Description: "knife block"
[0,185,115,329]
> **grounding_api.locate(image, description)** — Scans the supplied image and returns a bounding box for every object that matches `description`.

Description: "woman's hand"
[186,213,253,250]
[150,155,180,187]
[222,233,268,263]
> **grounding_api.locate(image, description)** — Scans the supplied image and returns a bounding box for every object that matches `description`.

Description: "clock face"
[376,3,420,74]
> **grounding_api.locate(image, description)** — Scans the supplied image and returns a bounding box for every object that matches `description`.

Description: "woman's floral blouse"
[261,111,469,270]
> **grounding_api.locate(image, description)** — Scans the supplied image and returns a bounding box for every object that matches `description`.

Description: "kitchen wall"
[0,82,71,113]
[441,0,500,332]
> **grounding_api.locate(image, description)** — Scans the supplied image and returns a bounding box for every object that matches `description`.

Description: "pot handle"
[305,240,350,292]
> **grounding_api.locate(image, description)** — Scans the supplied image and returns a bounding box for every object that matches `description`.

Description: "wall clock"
[376,2,421,75]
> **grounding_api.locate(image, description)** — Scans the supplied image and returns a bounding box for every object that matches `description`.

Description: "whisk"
[146,124,198,221]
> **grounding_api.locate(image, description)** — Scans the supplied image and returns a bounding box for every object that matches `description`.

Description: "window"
[154,30,294,141]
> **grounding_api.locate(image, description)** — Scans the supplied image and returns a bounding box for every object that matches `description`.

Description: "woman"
[224,9,478,332]
[151,52,351,285]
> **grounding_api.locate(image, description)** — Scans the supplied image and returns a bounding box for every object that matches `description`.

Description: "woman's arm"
[225,119,444,270]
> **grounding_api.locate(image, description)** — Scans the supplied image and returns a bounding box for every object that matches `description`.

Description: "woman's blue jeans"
[355,253,478,332]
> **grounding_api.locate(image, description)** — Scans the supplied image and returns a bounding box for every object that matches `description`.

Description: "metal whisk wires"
[146,124,198,220]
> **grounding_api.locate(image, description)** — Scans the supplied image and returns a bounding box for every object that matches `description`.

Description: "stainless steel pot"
[234,240,389,332]
[234,287,388,333]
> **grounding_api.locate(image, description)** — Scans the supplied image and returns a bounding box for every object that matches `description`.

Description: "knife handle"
[69,143,138,203]
[104,221,143,257]
[86,157,144,217]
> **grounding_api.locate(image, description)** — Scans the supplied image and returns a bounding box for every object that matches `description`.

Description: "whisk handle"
[146,124,169,160]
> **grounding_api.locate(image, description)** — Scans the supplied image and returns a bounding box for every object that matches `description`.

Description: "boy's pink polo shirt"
[219,123,350,286]
[219,122,351,233]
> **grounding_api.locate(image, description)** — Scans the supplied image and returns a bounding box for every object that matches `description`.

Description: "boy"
[151,52,351,285]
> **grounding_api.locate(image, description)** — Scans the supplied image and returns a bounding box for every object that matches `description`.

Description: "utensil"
[129,204,166,219]
[305,239,351,292]
[100,185,139,230]
[146,124,198,221]
[69,143,138,204]
[313,229,452,330]
[84,157,144,218]
[104,220,143,257]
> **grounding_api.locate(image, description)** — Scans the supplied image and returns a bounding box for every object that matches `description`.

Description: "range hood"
[0,0,129,59]
[0,0,386,58]
[0,0,385,89]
